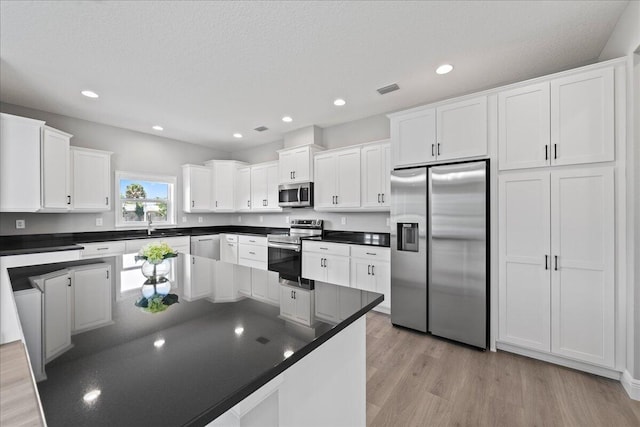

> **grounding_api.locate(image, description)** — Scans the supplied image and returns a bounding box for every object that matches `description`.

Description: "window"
[115,171,177,227]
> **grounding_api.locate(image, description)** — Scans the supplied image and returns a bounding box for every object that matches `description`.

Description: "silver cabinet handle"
[554,144,558,159]
[249,251,255,255]
[106,270,109,279]
[67,277,71,287]
[371,265,375,276]
[367,265,371,275]
[545,255,548,270]
[378,193,381,203]
[437,143,441,156]
[249,239,255,243]
[192,200,195,208]
[105,196,109,205]
[97,247,109,251]
[247,200,250,207]
[216,201,218,207]
[381,193,384,203]
[335,195,338,204]
[431,144,435,157]
[319,247,328,250]
[67,195,71,205]
[545,145,549,161]
[366,252,376,256]
[192,257,195,265]
[554,255,558,271]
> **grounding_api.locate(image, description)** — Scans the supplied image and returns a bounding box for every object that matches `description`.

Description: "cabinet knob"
[105,196,109,205]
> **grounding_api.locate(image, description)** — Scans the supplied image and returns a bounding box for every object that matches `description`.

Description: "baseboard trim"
[621,370,640,401]
[496,341,622,380]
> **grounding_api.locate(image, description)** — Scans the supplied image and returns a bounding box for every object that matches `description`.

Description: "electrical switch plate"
[16,219,25,229]
[182,216,187,223]
[341,217,347,225]
[198,217,203,223]
[95,217,103,226]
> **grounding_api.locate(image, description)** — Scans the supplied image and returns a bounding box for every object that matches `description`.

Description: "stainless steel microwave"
[278,182,313,208]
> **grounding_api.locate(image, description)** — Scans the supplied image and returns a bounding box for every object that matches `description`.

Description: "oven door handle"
[297,185,301,203]
[267,242,301,252]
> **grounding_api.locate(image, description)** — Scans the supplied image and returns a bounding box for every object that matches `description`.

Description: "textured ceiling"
[0,1,628,152]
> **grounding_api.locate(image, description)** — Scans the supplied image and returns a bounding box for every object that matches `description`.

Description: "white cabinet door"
[42,126,71,210]
[372,261,390,312]
[293,288,312,325]
[251,268,268,300]
[325,255,350,287]
[250,165,268,210]
[550,167,614,367]
[279,146,311,184]
[220,240,238,264]
[235,167,252,211]
[43,271,72,361]
[70,147,111,211]
[436,96,487,162]
[350,258,374,291]
[302,251,326,282]
[313,153,337,208]
[314,282,338,322]
[498,83,551,170]
[266,271,280,305]
[72,264,112,332]
[0,113,44,212]
[265,162,280,209]
[336,148,361,208]
[360,143,390,209]
[183,165,211,212]
[212,161,236,212]
[498,173,551,352]
[185,256,213,300]
[390,108,436,168]
[551,68,614,166]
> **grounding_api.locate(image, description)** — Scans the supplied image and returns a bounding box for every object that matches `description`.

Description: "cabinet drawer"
[124,237,189,253]
[303,241,350,257]
[80,241,125,258]
[350,246,390,261]
[222,234,238,243]
[238,235,267,246]
[239,243,267,262]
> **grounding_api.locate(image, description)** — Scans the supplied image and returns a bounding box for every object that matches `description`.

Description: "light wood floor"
[366,311,640,427]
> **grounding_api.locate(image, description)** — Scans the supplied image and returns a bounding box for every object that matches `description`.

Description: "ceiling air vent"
[254,126,269,132]
[377,83,400,95]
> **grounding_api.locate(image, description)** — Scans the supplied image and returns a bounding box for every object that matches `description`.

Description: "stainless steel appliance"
[278,182,313,208]
[391,160,488,348]
[267,219,323,288]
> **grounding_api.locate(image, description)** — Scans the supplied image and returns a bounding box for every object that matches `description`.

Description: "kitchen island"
[8,253,381,426]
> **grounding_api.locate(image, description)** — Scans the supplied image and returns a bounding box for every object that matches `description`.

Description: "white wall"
[0,103,232,235]
[232,140,283,164]
[322,114,389,149]
[598,0,640,379]
[230,210,389,233]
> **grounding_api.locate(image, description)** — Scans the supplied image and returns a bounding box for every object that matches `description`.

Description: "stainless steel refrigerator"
[390,160,488,348]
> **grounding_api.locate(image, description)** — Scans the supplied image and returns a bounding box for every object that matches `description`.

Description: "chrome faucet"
[146,212,156,236]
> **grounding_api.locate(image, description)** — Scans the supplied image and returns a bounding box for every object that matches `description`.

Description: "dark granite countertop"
[0,226,289,256]
[28,254,383,426]
[306,230,390,247]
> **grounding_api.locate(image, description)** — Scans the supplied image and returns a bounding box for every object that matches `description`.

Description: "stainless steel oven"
[278,182,313,208]
[267,219,322,286]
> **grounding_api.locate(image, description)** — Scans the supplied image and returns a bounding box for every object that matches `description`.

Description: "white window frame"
[115,171,177,228]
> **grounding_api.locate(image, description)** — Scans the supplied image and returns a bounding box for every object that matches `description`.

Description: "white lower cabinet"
[39,270,72,362]
[498,167,615,367]
[302,241,350,286]
[212,261,238,302]
[235,264,252,296]
[220,234,239,264]
[250,269,280,306]
[350,247,390,313]
[70,264,112,333]
[184,255,214,301]
[280,285,314,326]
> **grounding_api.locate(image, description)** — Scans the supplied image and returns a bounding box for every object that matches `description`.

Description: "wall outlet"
[95,217,103,226]
[259,216,263,223]
[237,216,242,222]
[386,217,390,227]
[182,216,187,223]
[341,217,347,225]
[15,219,25,229]
[198,216,203,223]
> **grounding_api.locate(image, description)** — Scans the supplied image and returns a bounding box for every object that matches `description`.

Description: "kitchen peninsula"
[1,245,382,426]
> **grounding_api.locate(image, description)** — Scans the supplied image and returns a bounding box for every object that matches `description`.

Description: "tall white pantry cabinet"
[497,61,621,372]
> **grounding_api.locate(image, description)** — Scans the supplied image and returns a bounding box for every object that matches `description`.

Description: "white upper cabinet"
[498,83,551,170]
[251,161,281,211]
[550,68,614,166]
[41,126,72,211]
[314,148,361,210]
[235,166,252,211]
[208,160,245,212]
[182,164,211,212]
[360,142,390,209]
[435,96,487,162]
[498,67,614,170]
[390,108,436,168]
[278,145,324,184]
[70,147,112,211]
[389,96,487,168]
[0,113,45,212]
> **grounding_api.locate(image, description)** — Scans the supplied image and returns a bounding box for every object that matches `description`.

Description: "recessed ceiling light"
[436,64,454,75]
[283,350,294,358]
[152,125,164,131]
[233,133,243,138]
[333,98,346,106]
[153,339,165,348]
[81,90,99,98]
[83,389,101,403]
[234,327,244,335]
[282,116,293,123]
